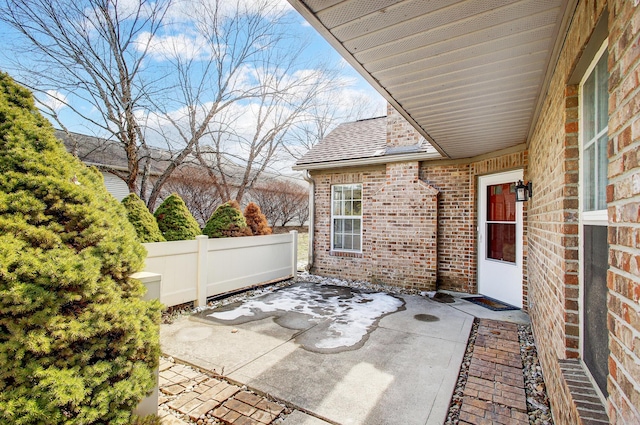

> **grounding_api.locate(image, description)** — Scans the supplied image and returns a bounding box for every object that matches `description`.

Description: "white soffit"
[289,0,573,159]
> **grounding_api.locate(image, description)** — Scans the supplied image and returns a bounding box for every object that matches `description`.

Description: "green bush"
[122,193,166,243]
[244,202,272,236]
[203,200,252,238]
[154,193,201,241]
[0,72,161,424]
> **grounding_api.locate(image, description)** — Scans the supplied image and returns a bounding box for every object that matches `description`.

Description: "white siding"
[102,172,129,201]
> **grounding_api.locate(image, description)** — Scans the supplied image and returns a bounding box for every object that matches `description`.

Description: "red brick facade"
[310,107,527,294]
[525,0,640,423]
[310,162,439,290]
[606,0,640,422]
[305,1,640,422]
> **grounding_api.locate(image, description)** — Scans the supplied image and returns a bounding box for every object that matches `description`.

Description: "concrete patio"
[160,281,529,425]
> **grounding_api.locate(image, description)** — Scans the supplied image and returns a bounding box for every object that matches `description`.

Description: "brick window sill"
[558,359,609,424]
[330,251,363,258]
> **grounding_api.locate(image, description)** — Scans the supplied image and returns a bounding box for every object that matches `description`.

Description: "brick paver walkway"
[459,319,529,425]
[158,358,286,424]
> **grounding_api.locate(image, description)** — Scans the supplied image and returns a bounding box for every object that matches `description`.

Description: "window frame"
[578,38,609,404]
[330,183,363,253]
[579,40,609,226]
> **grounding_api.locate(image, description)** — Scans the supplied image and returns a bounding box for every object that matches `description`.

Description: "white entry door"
[478,170,524,308]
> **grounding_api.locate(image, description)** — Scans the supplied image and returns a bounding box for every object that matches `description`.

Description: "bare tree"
[140,0,300,208]
[250,180,308,227]
[294,195,310,226]
[0,0,171,199]
[286,81,385,160]
[162,166,223,226]
[0,0,333,210]
[196,60,336,203]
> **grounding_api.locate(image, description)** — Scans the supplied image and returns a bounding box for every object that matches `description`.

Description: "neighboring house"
[56,130,168,201]
[57,130,309,225]
[290,1,639,424]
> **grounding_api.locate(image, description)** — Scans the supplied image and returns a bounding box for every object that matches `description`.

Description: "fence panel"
[142,232,296,308]
[205,233,295,297]
[143,240,199,307]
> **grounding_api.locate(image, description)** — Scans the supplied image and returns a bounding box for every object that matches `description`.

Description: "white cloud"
[135,0,294,62]
[37,90,68,113]
[159,0,293,26]
[137,31,218,62]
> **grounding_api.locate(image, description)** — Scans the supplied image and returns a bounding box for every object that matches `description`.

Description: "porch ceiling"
[288,0,574,159]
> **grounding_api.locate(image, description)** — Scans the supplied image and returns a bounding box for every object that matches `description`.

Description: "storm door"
[478,170,523,308]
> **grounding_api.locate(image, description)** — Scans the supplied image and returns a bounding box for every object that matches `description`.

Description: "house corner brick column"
[563,83,581,360]
[606,1,640,423]
[368,161,439,290]
[420,163,475,293]
[526,0,608,423]
[526,0,640,424]
[386,104,425,147]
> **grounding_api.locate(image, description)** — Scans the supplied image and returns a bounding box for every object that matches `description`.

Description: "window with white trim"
[579,39,610,399]
[331,184,362,252]
[580,42,609,222]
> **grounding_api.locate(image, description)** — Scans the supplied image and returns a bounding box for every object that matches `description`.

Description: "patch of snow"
[208,283,403,350]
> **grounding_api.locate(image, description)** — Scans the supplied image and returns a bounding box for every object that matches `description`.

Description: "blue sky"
[0,0,385,138]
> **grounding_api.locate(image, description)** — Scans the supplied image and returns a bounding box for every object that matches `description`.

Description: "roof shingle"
[296,117,387,166]
[295,116,438,168]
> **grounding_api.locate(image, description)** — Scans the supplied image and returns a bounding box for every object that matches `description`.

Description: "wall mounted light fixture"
[515,180,533,202]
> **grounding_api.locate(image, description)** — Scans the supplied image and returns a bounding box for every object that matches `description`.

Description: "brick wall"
[310,164,439,290]
[526,0,640,424]
[310,105,528,293]
[386,103,425,148]
[420,163,474,292]
[310,168,380,281]
[606,0,640,422]
[368,162,439,288]
[526,0,605,420]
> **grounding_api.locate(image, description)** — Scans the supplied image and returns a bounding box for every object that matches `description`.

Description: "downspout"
[303,170,315,271]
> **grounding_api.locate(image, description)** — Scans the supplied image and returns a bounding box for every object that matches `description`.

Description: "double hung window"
[581,43,609,222]
[331,184,362,252]
[579,40,609,398]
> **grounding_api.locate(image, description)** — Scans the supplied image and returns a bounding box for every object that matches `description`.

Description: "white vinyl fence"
[142,231,297,308]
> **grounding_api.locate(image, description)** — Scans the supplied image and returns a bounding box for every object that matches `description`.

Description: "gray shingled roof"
[57,129,307,188]
[296,117,386,166]
[56,130,171,175]
[295,116,438,169]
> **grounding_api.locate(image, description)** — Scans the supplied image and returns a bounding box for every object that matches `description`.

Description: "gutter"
[82,161,164,177]
[292,151,442,171]
[302,170,315,271]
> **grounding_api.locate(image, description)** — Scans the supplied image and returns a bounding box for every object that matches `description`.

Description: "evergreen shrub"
[153,193,201,241]
[244,202,272,236]
[122,193,165,243]
[203,200,252,238]
[0,72,161,425]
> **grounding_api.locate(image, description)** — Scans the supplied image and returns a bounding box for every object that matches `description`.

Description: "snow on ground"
[207,280,404,350]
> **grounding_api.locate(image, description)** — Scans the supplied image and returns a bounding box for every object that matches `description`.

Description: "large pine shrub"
[244,202,272,236]
[122,193,165,243]
[154,193,201,241]
[0,72,161,424]
[203,200,252,238]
